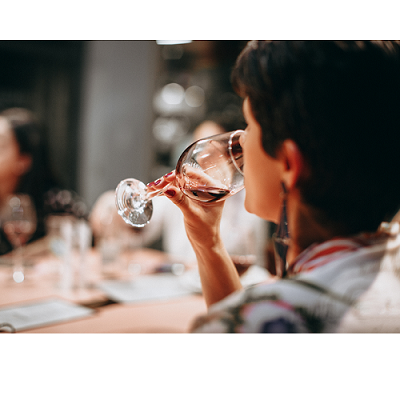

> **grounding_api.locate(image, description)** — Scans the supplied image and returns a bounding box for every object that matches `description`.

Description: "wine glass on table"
[115,130,245,227]
[229,234,258,277]
[1,194,37,283]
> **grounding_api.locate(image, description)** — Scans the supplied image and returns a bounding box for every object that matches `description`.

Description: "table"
[0,244,207,333]
[24,296,206,333]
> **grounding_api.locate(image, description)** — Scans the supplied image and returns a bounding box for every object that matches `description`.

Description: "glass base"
[115,179,153,227]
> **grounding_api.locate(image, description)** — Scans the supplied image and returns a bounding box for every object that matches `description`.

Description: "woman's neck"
[285,193,351,265]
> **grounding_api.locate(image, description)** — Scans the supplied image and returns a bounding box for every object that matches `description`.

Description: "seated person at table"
[0,108,87,255]
[148,40,400,333]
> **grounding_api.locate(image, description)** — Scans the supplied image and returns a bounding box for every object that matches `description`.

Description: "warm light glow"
[152,117,188,145]
[9,196,21,208]
[161,83,185,105]
[13,271,24,283]
[156,40,192,45]
[185,86,205,107]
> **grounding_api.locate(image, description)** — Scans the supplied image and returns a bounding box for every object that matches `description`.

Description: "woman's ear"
[278,139,306,191]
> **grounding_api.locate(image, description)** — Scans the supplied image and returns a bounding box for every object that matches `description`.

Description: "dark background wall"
[0,40,83,191]
[0,40,247,208]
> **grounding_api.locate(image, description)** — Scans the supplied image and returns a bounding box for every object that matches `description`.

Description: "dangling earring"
[273,182,290,278]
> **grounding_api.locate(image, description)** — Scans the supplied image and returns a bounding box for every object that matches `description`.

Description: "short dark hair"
[0,107,57,193]
[231,40,400,234]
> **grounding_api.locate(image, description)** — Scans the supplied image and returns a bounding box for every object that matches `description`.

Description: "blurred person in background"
[151,118,267,267]
[149,40,400,333]
[89,189,160,251]
[0,108,87,255]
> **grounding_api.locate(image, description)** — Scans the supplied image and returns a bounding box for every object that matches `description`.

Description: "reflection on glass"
[115,130,245,228]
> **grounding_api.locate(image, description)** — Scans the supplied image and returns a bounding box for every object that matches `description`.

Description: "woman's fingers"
[146,170,188,207]
[147,168,227,195]
[162,170,176,182]
[147,171,176,193]
[146,168,225,247]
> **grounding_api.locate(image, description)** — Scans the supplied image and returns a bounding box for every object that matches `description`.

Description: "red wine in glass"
[181,187,231,203]
[115,130,245,227]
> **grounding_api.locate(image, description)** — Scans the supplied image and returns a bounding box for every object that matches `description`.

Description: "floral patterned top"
[191,222,400,333]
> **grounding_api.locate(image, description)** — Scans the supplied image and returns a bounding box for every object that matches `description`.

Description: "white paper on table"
[0,298,94,332]
[178,264,271,294]
[97,274,194,304]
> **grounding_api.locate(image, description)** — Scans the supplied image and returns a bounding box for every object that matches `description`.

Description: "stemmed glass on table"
[115,130,245,227]
[1,194,37,283]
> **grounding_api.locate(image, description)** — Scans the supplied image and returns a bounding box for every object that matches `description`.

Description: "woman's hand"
[147,170,225,250]
[147,170,242,307]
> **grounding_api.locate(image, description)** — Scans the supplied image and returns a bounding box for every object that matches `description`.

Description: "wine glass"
[1,194,37,283]
[115,129,245,227]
